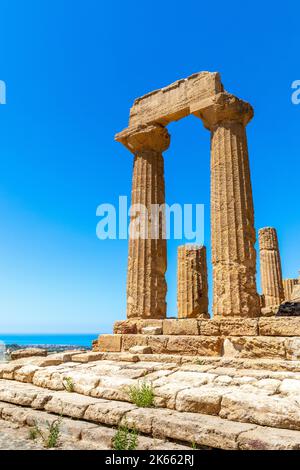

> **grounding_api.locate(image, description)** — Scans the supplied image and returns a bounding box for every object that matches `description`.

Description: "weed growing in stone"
[128,381,155,407]
[112,423,138,450]
[63,376,75,393]
[33,418,62,448]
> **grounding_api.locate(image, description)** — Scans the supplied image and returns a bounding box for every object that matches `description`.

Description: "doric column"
[196,93,260,317]
[259,227,284,307]
[116,124,170,319]
[283,278,298,301]
[177,245,209,319]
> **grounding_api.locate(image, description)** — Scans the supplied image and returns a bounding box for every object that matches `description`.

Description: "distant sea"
[0,334,96,348]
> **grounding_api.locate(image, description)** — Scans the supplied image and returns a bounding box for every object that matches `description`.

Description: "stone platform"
[93,318,300,361]
[2,350,300,449]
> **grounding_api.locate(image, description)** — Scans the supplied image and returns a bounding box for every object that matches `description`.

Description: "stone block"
[10,348,47,360]
[113,320,137,334]
[229,336,286,359]
[285,338,300,360]
[166,336,222,356]
[163,319,199,335]
[259,317,300,336]
[97,334,122,352]
[198,320,220,335]
[219,318,258,336]
[141,326,162,335]
[122,334,148,351]
[129,346,152,354]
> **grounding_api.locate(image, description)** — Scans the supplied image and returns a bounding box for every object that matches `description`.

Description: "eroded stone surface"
[177,245,209,318]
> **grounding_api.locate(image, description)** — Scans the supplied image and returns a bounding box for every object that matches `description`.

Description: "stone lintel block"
[163,319,199,336]
[198,320,220,336]
[259,318,300,337]
[218,318,258,336]
[97,334,122,352]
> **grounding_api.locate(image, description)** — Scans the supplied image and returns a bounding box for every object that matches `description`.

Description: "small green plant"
[127,381,155,408]
[196,359,206,365]
[34,418,62,448]
[28,426,38,440]
[63,376,75,393]
[191,441,198,449]
[112,423,138,450]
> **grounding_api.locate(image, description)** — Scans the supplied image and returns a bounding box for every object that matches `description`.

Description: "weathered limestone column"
[196,93,260,317]
[177,245,209,318]
[259,227,284,307]
[283,278,299,301]
[116,124,170,319]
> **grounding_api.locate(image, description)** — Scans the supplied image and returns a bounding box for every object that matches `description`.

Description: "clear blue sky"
[0,1,299,333]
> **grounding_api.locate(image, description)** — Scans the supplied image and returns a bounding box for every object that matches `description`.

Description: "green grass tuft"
[127,381,155,408]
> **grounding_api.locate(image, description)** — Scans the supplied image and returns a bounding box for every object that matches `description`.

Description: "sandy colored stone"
[197,93,260,318]
[285,338,300,360]
[10,348,47,360]
[147,336,168,354]
[219,319,258,336]
[229,336,286,359]
[291,283,300,302]
[71,352,103,363]
[177,245,209,318]
[220,391,300,430]
[125,124,169,320]
[283,279,299,302]
[45,391,100,419]
[259,227,284,307]
[97,334,122,352]
[175,386,222,414]
[129,346,152,354]
[166,335,222,356]
[121,334,148,351]
[279,379,300,395]
[151,408,255,450]
[14,365,41,383]
[163,319,199,336]
[113,320,137,334]
[238,426,300,450]
[199,320,220,335]
[84,401,136,426]
[222,339,241,357]
[141,326,162,335]
[259,317,300,336]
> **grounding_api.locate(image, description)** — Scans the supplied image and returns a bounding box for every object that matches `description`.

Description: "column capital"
[115,124,170,154]
[193,92,254,131]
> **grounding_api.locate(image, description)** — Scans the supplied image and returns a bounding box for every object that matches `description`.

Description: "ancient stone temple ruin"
[1,72,300,452]
[93,71,300,360]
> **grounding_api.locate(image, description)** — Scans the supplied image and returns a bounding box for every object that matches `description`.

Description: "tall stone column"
[177,245,209,319]
[197,93,260,317]
[116,124,170,319]
[259,227,284,307]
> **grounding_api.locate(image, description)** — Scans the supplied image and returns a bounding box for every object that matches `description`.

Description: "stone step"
[1,383,300,450]
[3,354,300,437]
[0,378,300,449]
[0,402,189,450]
[96,333,300,361]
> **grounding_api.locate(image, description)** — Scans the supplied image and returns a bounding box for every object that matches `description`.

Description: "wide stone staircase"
[1,350,300,450]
